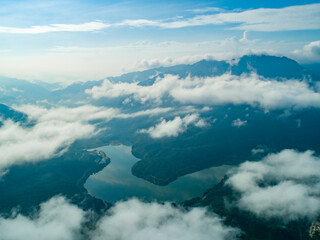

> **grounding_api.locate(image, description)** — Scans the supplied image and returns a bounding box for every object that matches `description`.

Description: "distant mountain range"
[1,54,320,239]
[0,104,28,124]
[1,54,319,106]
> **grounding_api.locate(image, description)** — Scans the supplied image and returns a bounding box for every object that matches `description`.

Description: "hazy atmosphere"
[0,1,320,240]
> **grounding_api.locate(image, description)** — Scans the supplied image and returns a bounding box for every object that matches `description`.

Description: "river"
[84,144,233,203]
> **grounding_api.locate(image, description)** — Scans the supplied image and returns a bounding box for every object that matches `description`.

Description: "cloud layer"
[87,73,320,109]
[0,118,95,169]
[138,113,207,139]
[0,22,109,34]
[118,4,320,32]
[227,149,320,221]
[0,197,239,240]
[0,104,173,169]
[0,4,319,33]
[0,197,84,240]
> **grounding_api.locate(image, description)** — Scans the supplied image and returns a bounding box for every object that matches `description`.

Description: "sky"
[0,0,319,83]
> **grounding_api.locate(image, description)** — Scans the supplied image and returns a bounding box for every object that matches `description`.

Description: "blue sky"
[0,0,319,83]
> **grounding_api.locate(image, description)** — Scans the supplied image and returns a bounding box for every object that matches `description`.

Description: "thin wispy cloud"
[0,4,319,34]
[122,3,320,31]
[0,21,109,34]
[186,7,224,14]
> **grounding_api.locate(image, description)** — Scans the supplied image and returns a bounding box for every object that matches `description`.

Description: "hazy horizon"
[0,0,319,84]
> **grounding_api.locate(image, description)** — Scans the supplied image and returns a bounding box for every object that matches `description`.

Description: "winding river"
[84,144,233,203]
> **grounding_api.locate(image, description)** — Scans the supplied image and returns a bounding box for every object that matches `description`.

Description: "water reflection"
[84,145,233,203]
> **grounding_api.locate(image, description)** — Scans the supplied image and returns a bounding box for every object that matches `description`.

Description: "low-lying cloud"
[227,149,320,221]
[14,104,120,123]
[0,104,174,169]
[87,73,320,109]
[0,119,96,169]
[86,76,176,104]
[0,197,239,240]
[15,104,174,122]
[138,113,208,138]
[293,40,320,63]
[232,118,247,127]
[0,197,84,240]
[0,105,116,169]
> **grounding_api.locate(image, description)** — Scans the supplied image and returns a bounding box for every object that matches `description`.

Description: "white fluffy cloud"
[293,41,320,63]
[0,196,84,240]
[87,73,320,109]
[92,199,238,240]
[138,113,207,138]
[170,74,320,109]
[0,104,174,169]
[227,149,320,221]
[0,197,239,240]
[232,118,247,127]
[86,76,177,104]
[0,119,96,169]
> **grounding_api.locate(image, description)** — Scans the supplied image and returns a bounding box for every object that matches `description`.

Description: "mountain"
[0,149,110,214]
[184,177,310,240]
[48,54,318,105]
[109,55,314,85]
[0,103,28,125]
[0,54,316,107]
[231,55,307,79]
[130,106,320,185]
[0,54,319,239]
[0,77,51,104]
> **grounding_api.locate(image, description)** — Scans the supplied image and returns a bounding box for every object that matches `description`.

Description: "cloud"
[232,118,247,127]
[0,37,280,84]
[48,46,102,52]
[169,74,320,109]
[186,7,224,14]
[114,4,320,31]
[92,198,239,240]
[0,21,109,34]
[138,113,207,138]
[86,76,178,104]
[0,196,84,240]
[14,104,119,123]
[227,149,320,221]
[293,41,320,63]
[0,197,239,240]
[0,4,319,34]
[0,118,96,169]
[120,107,173,118]
[116,4,320,31]
[239,31,249,43]
[87,73,320,109]
[14,104,173,122]
[0,104,174,169]
[303,41,320,57]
